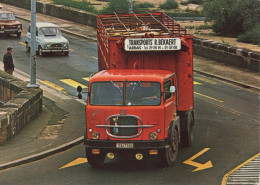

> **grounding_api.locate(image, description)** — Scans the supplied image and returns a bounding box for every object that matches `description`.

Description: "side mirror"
[77,86,82,93]
[170,86,176,93]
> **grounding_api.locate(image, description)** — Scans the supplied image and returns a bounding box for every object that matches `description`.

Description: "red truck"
[77,12,194,167]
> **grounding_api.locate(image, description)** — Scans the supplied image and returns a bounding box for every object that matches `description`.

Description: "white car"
[25,22,69,56]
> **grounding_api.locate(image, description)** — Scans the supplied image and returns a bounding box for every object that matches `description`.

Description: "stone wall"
[193,38,260,72]
[0,0,97,28]
[0,71,43,145]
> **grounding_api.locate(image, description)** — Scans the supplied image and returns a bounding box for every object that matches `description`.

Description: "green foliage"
[53,0,97,13]
[135,2,154,9]
[101,0,129,13]
[180,1,189,5]
[166,11,202,17]
[203,0,260,37]
[237,24,260,46]
[188,0,203,4]
[160,0,179,9]
[196,24,212,30]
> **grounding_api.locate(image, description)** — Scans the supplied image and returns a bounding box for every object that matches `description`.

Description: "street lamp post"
[27,0,39,88]
[129,0,133,14]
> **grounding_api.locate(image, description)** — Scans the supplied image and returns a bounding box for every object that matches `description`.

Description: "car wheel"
[64,52,69,56]
[17,32,21,38]
[26,42,30,52]
[38,46,44,56]
[160,127,179,166]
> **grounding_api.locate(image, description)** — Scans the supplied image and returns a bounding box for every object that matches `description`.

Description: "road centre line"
[19,42,26,46]
[82,77,90,81]
[60,79,88,88]
[42,81,67,93]
[221,153,260,185]
[194,92,224,103]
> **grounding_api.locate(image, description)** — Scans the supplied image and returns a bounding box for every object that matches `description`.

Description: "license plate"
[116,143,134,148]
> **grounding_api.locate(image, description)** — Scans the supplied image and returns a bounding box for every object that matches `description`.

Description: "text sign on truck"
[124,38,181,51]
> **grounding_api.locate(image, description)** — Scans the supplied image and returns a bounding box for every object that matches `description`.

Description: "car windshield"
[0,13,15,20]
[126,82,161,106]
[39,27,61,36]
[90,81,124,106]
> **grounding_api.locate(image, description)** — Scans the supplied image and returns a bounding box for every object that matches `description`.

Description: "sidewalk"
[0,2,259,170]
[0,63,86,168]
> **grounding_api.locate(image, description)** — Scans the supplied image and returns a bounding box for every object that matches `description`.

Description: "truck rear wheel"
[180,111,194,147]
[160,128,179,166]
[85,148,105,168]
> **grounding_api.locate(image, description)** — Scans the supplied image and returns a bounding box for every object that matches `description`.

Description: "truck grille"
[5,25,17,29]
[109,117,138,136]
[51,43,62,48]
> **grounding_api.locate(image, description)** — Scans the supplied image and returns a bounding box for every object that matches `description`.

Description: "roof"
[91,69,173,83]
[36,22,59,28]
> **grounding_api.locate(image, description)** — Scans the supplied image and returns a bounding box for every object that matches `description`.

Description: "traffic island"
[0,71,43,145]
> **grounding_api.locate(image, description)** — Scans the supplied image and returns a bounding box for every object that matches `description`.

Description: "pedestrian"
[3,47,14,75]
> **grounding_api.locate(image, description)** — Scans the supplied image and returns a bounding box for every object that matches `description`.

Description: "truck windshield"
[90,82,124,106]
[0,13,15,20]
[39,27,61,36]
[126,82,161,106]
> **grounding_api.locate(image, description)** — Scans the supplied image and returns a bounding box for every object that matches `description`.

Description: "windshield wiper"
[110,80,123,95]
[131,80,141,97]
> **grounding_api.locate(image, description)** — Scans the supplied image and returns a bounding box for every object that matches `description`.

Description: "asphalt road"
[0,20,259,185]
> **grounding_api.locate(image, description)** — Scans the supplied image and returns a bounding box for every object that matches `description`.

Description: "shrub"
[160,0,179,9]
[203,0,260,37]
[135,2,154,9]
[237,24,260,46]
[53,0,97,13]
[196,24,212,30]
[101,0,129,13]
[188,0,203,4]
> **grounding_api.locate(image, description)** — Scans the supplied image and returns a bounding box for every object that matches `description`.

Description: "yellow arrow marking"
[82,77,90,82]
[59,158,88,169]
[19,42,26,46]
[42,80,68,93]
[194,81,202,85]
[183,148,213,172]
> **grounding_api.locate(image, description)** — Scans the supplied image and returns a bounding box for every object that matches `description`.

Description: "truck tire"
[180,111,194,147]
[85,148,105,168]
[17,32,21,38]
[159,127,179,166]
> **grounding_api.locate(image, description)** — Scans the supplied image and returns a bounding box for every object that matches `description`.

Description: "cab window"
[164,80,172,101]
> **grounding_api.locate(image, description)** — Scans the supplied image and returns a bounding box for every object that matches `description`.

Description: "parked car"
[25,22,69,56]
[0,10,22,38]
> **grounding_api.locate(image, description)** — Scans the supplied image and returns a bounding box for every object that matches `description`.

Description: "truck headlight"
[92,132,100,140]
[1,25,4,29]
[149,132,158,140]
[63,43,68,47]
[17,25,21,29]
[46,43,51,48]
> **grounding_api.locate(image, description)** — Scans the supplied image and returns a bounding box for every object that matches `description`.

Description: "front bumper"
[0,29,22,33]
[85,140,168,154]
[42,49,69,53]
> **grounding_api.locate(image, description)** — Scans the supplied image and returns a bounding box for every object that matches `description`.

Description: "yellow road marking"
[76,64,81,66]
[69,49,74,51]
[194,77,217,85]
[42,80,67,93]
[194,92,223,103]
[183,148,213,172]
[59,158,88,169]
[221,153,260,185]
[92,56,98,60]
[82,77,90,82]
[60,79,88,88]
[19,42,26,46]
[194,81,202,85]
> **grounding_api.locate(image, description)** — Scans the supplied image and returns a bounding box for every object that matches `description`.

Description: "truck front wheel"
[85,148,105,168]
[160,128,179,166]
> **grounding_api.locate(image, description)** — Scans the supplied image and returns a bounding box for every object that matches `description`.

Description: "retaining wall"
[0,71,43,145]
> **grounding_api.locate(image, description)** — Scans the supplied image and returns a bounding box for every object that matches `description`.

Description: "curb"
[15,15,97,42]
[0,136,83,171]
[194,69,260,92]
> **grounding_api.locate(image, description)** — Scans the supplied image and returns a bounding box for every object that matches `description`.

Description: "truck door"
[164,78,177,137]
